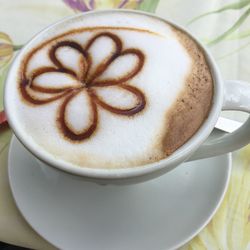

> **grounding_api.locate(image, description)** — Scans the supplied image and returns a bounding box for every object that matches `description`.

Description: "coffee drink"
[9,11,213,168]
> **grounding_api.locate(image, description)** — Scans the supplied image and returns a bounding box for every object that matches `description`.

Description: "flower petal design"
[21,84,72,105]
[91,48,144,87]
[31,68,81,93]
[62,0,92,12]
[49,41,88,81]
[0,43,12,58]
[0,32,12,44]
[91,85,146,116]
[85,32,122,83]
[0,32,13,67]
[19,30,146,142]
[58,89,98,141]
[20,67,77,104]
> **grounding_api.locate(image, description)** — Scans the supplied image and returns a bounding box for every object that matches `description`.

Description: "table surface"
[0,0,249,249]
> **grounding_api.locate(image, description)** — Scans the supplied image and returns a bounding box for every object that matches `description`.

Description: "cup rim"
[4,9,223,179]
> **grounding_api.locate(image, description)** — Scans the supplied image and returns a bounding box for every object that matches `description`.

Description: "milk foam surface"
[9,12,213,168]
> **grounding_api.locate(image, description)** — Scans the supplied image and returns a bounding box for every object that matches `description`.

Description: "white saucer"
[8,136,231,250]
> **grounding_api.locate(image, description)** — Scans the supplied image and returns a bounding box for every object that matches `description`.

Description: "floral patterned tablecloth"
[0,0,249,249]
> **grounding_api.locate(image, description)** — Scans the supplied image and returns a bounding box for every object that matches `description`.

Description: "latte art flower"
[20,32,146,141]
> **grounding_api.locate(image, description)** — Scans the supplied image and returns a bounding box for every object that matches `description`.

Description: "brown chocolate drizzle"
[49,41,87,82]
[91,85,146,116]
[19,31,146,141]
[58,90,98,141]
[85,32,122,84]
[91,48,145,87]
[30,67,76,93]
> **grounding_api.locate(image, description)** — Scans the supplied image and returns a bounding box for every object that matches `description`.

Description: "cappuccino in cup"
[10,11,213,168]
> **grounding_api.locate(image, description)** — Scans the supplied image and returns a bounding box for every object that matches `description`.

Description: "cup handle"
[189,80,250,161]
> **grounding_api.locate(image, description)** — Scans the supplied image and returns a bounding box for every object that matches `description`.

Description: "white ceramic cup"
[4,10,250,185]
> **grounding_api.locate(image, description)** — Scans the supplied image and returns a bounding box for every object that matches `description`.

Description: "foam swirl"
[20,32,146,141]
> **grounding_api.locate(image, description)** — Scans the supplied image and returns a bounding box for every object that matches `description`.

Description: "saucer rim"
[8,135,232,250]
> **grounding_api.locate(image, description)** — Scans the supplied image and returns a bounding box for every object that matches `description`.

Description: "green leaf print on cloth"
[188,0,250,46]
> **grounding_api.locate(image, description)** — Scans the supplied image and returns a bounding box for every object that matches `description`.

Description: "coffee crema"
[12,12,213,168]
